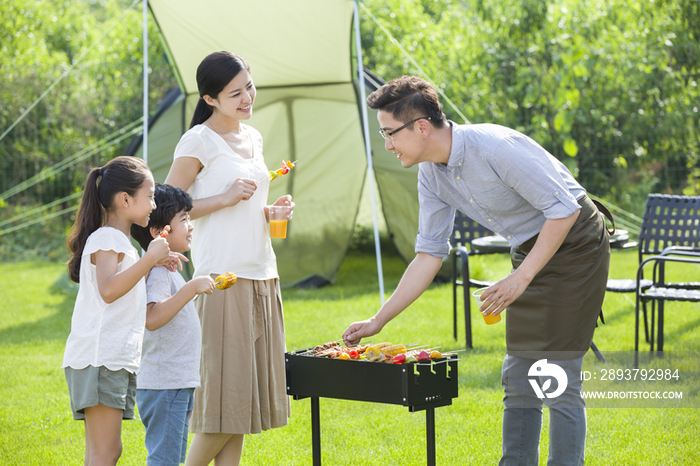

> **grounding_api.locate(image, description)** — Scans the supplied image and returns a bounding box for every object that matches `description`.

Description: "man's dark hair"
[366,76,447,128]
[131,183,193,251]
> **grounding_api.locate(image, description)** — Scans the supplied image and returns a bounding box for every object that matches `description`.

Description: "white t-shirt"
[136,266,201,390]
[173,124,278,280]
[62,227,147,373]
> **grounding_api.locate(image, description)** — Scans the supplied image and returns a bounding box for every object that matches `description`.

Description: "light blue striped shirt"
[415,122,585,257]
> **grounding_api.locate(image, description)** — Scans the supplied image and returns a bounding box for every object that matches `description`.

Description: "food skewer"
[214,272,237,290]
[257,160,297,184]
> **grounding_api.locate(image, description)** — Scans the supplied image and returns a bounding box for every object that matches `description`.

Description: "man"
[343,76,609,466]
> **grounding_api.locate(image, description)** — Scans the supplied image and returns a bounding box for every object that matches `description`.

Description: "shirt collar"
[444,120,464,169]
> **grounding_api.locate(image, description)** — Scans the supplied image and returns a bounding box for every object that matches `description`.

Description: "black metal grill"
[285,349,459,465]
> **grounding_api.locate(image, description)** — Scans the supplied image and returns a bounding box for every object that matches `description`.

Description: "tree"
[359,0,700,210]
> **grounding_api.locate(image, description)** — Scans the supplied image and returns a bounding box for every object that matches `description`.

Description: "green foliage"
[360,0,700,209]
[0,0,176,204]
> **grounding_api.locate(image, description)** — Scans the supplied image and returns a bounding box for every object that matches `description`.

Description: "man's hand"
[342,318,384,347]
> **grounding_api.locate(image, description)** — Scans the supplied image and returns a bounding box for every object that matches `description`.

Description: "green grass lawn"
[1,251,699,465]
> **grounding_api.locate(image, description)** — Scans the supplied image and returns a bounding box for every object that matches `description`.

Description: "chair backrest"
[451,210,494,252]
[638,194,700,260]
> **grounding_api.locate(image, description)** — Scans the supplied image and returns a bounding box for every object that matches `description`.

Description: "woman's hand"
[265,195,295,221]
[222,178,257,206]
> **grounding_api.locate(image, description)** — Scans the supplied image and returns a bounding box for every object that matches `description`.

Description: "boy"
[131,183,215,466]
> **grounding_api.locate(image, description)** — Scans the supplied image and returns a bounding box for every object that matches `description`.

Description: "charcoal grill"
[285,348,459,465]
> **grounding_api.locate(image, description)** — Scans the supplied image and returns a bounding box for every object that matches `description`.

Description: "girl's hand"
[145,237,171,264]
[190,276,215,295]
[223,178,257,206]
[156,252,189,272]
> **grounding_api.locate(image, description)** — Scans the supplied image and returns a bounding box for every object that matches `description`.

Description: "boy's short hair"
[131,183,193,251]
[366,75,447,128]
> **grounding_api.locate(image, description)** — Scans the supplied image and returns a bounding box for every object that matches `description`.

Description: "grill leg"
[311,397,321,466]
[426,407,436,466]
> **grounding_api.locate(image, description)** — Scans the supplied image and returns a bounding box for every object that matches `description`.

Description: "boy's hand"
[190,276,215,295]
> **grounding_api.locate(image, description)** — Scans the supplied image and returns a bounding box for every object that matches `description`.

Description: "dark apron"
[506,196,611,360]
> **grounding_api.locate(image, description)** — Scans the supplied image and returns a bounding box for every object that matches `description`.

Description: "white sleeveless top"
[62,227,147,373]
[173,124,278,280]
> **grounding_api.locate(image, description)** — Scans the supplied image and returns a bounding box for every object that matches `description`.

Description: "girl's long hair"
[189,51,250,129]
[66,156,151,283]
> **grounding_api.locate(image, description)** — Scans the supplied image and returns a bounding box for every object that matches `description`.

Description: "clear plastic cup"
[269,206,292,238]
[472,287,502,325]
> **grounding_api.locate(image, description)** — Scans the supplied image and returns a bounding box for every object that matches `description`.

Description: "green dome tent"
[130,0,420,287]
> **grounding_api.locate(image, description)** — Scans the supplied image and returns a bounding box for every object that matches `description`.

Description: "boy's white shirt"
[136,265,201,390]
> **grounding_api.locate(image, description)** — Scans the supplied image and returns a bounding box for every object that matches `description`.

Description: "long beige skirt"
[191,277,290,434]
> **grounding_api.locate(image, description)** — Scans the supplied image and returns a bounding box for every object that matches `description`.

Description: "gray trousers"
[499,354,586,466]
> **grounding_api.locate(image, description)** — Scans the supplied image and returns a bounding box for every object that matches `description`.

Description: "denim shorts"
[136,388,195,466]
[64,365,137,420]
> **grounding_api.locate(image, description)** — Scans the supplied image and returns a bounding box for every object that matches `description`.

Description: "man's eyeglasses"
[379,116,431,141]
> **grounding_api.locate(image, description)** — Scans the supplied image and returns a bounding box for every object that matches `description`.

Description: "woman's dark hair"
[366,76,447,128]
[66,156,151,283]
[189,51,251,129]
[131,183,193,251]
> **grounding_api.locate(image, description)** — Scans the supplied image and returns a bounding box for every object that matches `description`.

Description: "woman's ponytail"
[189,98,214,129]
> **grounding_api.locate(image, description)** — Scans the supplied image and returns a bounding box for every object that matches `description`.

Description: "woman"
[165,51,292,466]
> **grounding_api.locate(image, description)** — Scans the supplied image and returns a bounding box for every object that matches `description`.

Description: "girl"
[63,156,176,466]
[164,51,292,466]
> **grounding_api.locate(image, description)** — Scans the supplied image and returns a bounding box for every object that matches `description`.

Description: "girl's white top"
[173,124,278,280]
[62,227,147,373]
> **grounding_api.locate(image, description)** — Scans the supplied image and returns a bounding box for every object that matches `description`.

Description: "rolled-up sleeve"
[415,168,456,257]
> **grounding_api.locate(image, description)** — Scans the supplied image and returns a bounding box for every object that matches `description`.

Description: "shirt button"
[488,218,492,222]
[555,190,560,195]
[456,176,460,180]
[470,199,474,203]
[459,162,462,166]
[507,235,512,239]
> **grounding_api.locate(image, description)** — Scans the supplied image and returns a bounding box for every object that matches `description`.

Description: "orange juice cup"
[472,287,502,325]
[269,206,291,238]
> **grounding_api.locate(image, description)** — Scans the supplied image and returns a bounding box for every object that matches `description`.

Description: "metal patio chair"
[450,211,502,349]
[630,195,700,364]
[607,194,700,342]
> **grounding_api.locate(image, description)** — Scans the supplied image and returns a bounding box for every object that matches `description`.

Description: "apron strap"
[592,199,615,235]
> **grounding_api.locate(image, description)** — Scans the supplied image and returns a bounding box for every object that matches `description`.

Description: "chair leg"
[452,254,458,341]
[650,301,655,353]
[634,297,640,368]
[657,300,665,355]
[463,260,473,350]
[642,301,650,343]
[590,341,605,362]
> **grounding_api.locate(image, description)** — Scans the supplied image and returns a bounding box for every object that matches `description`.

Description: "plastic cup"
[269,206,291,238]
[472,287,502,325]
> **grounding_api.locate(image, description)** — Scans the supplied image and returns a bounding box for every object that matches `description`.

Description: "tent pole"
[354,0,385,305]
[142,0,149,163]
